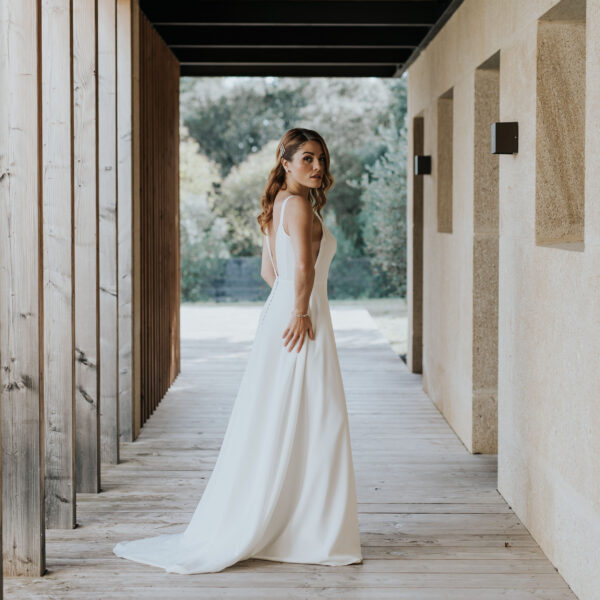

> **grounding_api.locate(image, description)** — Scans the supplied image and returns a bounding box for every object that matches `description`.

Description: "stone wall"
[406,1,599,598]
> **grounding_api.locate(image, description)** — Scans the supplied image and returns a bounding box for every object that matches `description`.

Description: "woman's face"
[284,141,325,189]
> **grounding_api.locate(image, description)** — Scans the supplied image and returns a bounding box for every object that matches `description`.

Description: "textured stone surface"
[436,95,454,233]
[535,19,585,245]
[406,1,600,599]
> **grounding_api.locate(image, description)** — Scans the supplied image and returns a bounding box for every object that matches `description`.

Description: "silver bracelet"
[295,312,310,318]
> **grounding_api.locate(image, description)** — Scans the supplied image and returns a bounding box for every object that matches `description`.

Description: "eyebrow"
[303,151,326,156]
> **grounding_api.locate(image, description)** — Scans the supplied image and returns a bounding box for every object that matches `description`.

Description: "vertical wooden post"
[131,0,142,439]
[136,11,181,431]
[117,0,134,442]
[41,0,76,529]
[0,0,46,577]
[98,0,120,464]
[74,0,101,493]
[408,116,424,374]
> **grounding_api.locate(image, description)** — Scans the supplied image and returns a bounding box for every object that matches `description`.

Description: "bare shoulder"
[285,195,312,220]
[281,195,312,236]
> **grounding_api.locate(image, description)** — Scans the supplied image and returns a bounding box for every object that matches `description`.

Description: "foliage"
[216,140,280,257]
[178,75,409,301]
[351,109,408,297]
[179,127,230,301]
[181,77,307,177]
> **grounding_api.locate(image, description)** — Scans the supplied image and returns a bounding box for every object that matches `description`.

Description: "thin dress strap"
[279,194,293,231]
[264,195,294,279]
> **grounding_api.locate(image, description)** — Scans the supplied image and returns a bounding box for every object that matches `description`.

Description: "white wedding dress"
[113,194,363,573]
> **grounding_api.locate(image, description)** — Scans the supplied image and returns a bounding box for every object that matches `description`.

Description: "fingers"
[287,330,303,352]
[296,329,306,353]
[282,317,315,352]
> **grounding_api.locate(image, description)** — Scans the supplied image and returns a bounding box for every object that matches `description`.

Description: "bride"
[113,127,363,574]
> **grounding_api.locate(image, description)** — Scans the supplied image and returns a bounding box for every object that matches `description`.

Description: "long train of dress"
[113,194,363,573]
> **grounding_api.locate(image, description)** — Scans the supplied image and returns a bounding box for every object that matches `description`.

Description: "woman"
[113,127,363,573]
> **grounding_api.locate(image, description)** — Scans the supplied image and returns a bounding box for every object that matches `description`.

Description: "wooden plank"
[2,306,577,596]
[41,0,76,530]
[131,0,142,440]
[98,0,120,465]
[0,0,45,577]
[0,587,580,600]
[117,0,134,443]
[408,115,424,373]
[137,9,180,429]
[74,0,100,493]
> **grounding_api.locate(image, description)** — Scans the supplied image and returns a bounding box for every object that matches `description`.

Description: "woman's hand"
[283,311,315,353]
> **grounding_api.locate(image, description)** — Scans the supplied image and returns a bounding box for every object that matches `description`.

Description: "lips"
[311,175,322,179]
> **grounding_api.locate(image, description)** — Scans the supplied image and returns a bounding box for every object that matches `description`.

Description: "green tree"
[178,75,410,299]
[179,126,230,301]
[217,139,281,256]
[351,111,408,297]
[181,77,307,177]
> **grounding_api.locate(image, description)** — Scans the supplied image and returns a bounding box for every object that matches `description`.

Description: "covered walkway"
[6,306,575,599]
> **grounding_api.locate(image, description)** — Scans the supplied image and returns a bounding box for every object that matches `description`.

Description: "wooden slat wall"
[41,0,76,529]
[0,0,45,578]
[137,10,181,427]
[117,0,134,443]
[0,2,181,580]
[131,0,142,439]
[74,0,101,494]
[98,0,120,465]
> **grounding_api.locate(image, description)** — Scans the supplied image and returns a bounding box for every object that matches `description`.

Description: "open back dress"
[113,194,363,573]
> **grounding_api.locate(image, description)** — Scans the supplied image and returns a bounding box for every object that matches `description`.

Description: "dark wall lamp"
[491,121,518,154]
[414,155,431,175]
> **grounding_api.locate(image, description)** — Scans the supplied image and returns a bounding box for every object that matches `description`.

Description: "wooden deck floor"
[6,305,577,599]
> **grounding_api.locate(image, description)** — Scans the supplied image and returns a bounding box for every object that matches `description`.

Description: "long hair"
[257,128,334,235]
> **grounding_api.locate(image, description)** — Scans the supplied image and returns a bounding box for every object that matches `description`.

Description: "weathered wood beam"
[74,0,101,493]
[117,0,134,443]
[0,0,45,577]
[131,0,142,440]
[99,0,120,465]
[41,0,76,529]
[137,9,181,428]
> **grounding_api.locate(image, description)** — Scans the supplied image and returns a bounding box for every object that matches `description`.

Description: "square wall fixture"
[414,155,431,175]
[491,122,518,154]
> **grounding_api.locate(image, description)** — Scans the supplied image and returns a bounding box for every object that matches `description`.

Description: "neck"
[283,180,310,201]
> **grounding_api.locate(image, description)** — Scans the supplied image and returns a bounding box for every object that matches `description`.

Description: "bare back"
[267,194,324,277]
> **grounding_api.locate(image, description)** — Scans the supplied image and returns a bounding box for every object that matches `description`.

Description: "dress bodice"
[265,194,337,284]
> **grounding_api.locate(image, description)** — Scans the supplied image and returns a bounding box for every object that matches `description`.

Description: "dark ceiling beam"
[139,0,457,78]
[154,24,430,47]
[175,47,413,64]
[180,64,399,77]
[139,1,448,26]
[395,0,464,76]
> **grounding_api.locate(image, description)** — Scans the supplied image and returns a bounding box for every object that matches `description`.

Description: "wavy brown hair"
[257,128,334,235]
